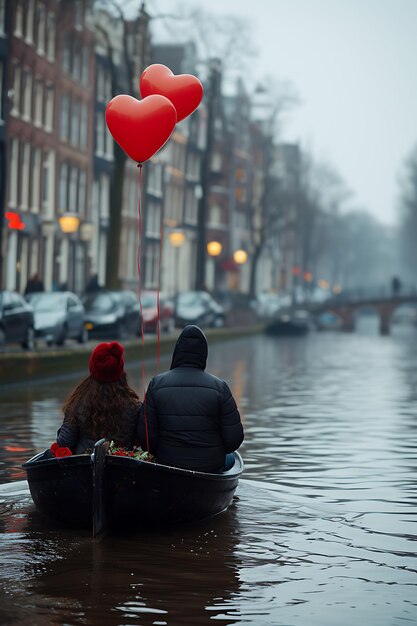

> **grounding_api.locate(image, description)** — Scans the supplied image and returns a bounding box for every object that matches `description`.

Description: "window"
[126,229,137,280]
[31,148,41,213]
[148,163,162,195]
[145,243,159,288]
[60,94,69,140]
[211,152,222,172]
[14,1,24,37]
[11,63,21,116]
[44,84,54,132]
[59,163,68,210]
[0,0,5,35]
[146,201,161,237]
[20,143,31,209]
[101,173,110,219]
[42,150,50,207]
[209,204,222,225]
[62,32,71,73]
[69,167,78,212]
[81,46,89,86]
[30,239,39,274]
[128,178,137,216]
[36,5,46,55]
[34,78,43,127]
[78,170,86,214]
[184,187,198,225]
[95,113,104,156]
[22,68,33,121]
[80,103,88,149]
[9,138,19,207]
[75,0,83,28]
[70,100,80,145]
[105,127,113,159]
[42,150,55,218]
[73,46,81,81]
[26,0,35,42]
[46,12,55,61]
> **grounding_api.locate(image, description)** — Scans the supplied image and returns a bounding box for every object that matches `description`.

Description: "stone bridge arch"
[316,295,417,335]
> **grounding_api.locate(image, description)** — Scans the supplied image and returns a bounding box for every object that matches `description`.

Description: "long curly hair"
[62,373,140,439]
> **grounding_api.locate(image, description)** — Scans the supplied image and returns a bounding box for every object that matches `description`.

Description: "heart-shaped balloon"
[140,64,203,123]
[105,94,177,163]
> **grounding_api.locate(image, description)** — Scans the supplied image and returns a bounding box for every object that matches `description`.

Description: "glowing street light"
[318,279,330,290]
[333,284,342,294]
[207,241,222,257]
[233,249,247,265]
[58,212,80,234]
[169,229,185,247]
[169,229,185,296]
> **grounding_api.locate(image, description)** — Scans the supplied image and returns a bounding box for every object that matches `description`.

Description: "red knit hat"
[89,342,125,383]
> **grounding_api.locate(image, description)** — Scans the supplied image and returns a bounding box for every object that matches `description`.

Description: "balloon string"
[156,200,164,370]
[137,162,149,455]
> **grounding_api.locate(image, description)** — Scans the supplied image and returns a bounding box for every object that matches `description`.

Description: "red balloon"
[140,64,203,123]
[105,94,177,163]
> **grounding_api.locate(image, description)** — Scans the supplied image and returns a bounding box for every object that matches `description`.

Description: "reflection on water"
[1,328,417,625]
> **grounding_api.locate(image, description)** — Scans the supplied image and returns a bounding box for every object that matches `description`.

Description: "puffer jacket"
[57,402,142,454]
[137,325,244,472]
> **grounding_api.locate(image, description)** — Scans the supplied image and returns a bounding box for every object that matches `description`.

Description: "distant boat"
[265,310,310,336]
[23,439,243,537]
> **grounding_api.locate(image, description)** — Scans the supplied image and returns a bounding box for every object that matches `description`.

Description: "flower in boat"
[108,441,155,462]
[50,442,73,457]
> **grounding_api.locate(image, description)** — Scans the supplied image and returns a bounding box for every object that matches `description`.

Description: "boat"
[22,439,243,537]
[265,309,311,336]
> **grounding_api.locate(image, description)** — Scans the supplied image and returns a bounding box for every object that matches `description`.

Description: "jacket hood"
[170,325,208,370]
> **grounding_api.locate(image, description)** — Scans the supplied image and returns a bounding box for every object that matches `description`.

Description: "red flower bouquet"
[108,441,154,462]
[50,442,73,458]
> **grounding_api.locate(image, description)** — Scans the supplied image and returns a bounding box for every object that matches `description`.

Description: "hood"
[170,325,208,370]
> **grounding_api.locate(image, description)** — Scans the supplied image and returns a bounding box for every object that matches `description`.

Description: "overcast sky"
[149,0,417,225]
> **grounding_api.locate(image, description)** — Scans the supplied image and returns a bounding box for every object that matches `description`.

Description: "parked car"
[0,290,35,350]
[82,290,141,339]
[250,292,292,319]
[141,290,175,334]
[175,291,225,329]
[26,291,88,346]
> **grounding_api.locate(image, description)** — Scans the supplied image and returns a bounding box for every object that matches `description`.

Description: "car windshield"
[83,293,116,313]
[177,293,201,307]
[28,293,66,311]
[141,293,157,308]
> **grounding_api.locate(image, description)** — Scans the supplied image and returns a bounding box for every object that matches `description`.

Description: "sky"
[148,0,417,226]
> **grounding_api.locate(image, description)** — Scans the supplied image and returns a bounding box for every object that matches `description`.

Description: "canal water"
[1,321,417,625]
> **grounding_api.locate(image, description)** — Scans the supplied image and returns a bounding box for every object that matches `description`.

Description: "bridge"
[311,292,417,335]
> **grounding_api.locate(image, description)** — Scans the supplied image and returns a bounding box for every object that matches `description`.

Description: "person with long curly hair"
[55,342,141,454]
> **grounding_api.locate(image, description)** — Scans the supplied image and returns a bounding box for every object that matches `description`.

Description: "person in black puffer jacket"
[137,325,244,472]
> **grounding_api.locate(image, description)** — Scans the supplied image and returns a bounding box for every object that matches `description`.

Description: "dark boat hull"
[265,320,309,336]
[22,450,243,530]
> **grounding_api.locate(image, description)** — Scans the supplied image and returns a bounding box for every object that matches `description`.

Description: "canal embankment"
[0,324,264,387]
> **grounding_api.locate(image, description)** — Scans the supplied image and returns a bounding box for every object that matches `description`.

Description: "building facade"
[3,0,94,294]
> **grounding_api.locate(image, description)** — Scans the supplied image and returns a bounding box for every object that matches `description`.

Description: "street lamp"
[206,241,222,291]
[169,229,185,297]
[169,229,185,248]
[207,240,222,257]
[59,212,80,291]
[233,249,247,265]
[58,212,80,234]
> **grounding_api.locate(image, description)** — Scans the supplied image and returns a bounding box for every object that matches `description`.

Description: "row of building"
[0,0,301,298]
